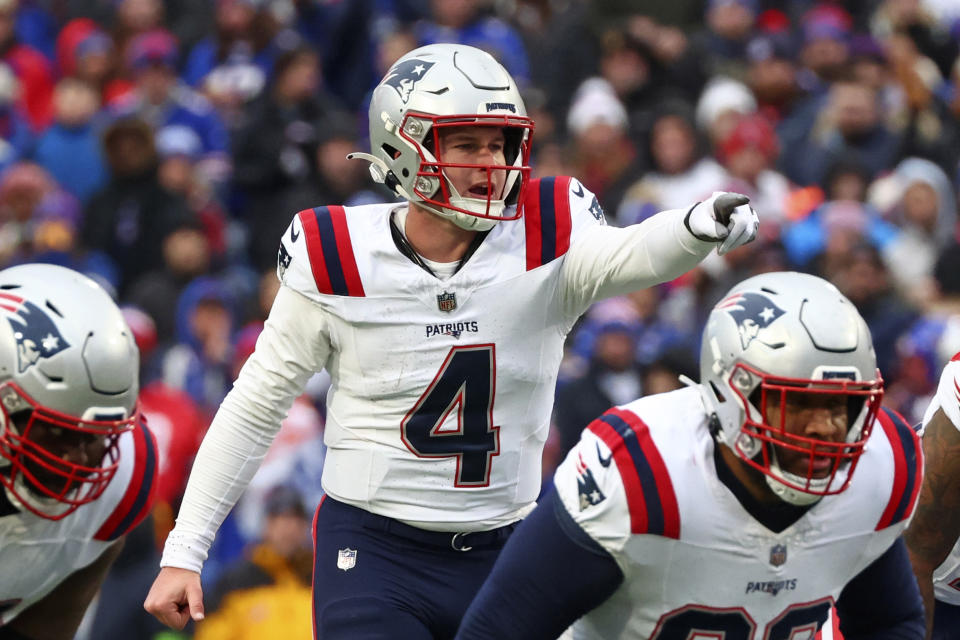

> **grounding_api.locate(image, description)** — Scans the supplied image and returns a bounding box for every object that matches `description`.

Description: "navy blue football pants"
[311,495,518,639]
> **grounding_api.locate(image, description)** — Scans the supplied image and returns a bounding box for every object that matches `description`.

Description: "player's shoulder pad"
[933,355,960,431]
[94,416,158,542]
[874,407,923,531]
[522,176,606,271]
[277,206,366,299]
[584,406,680,538]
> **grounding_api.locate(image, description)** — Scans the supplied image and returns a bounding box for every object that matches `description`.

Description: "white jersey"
[0,419,157,626]
[162,177,718,572]
[554,386,922,639]
[282,176,605,527]
[921,353,960,605]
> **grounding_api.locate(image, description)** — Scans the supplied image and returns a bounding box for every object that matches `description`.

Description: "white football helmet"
[699,271,883,505]
[351,43,534,231]
[0,264,139,519]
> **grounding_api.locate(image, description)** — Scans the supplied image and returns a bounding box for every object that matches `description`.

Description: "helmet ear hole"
[708,381,726,404]
[380,143,401,160]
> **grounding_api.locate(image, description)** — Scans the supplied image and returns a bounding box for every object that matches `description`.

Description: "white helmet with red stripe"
[698,271,883,505]
[351,43,534,231]
[0,264,139,519]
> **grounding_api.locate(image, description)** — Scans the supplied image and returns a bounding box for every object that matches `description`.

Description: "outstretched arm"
[560,192,757,315]
[905,408,960,638]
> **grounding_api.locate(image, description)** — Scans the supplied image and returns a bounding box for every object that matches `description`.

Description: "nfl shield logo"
[437,291,457,312]
[769,544,787,567]
[337,548,357,571]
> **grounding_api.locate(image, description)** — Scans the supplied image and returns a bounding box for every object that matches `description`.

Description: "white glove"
[683,192,759,256]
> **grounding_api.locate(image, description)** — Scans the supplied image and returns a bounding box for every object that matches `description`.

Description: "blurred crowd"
[0,0,955,637]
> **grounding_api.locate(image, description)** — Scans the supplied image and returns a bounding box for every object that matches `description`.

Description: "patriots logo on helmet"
[576,452,606,510]
[716,291,786,350]
[382,59,435,103]
[0,294,70,373]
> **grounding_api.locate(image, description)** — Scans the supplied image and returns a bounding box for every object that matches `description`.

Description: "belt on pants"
[341,501,520,552]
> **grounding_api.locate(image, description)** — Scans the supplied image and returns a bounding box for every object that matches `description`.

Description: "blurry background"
[3,0,951,637]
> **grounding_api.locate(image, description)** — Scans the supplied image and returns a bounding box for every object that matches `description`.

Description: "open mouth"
[468,183,492,197]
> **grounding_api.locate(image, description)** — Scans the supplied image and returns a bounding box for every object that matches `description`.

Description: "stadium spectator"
[194,485,314,640]
[81,117,195,294]
[34,77,108,203]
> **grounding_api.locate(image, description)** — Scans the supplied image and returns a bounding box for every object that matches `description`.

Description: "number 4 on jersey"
[401,345,500,487]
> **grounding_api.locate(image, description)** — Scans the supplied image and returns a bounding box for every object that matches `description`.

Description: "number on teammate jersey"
[651,600,832,640]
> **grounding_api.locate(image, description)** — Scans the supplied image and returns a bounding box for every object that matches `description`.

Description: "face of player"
[762,390,849,479]
[437,126,508,202]
[17,413,109,497]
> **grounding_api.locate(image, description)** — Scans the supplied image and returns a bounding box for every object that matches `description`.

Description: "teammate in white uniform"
[145,43,760,638]
[0,264,155,640]
[907,354,960,640]
[458,272,925,640]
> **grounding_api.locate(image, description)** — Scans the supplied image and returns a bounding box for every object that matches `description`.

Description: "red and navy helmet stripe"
[298,206,365,297]
[524,176,572,270]
[95,417,158,541]
[587,407,680,538]
[875,407,922,530]
[0,291,23,312]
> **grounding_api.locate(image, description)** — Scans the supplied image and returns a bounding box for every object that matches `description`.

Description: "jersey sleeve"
[92,417,158,542]
[277,206,366,302]
[922,354,960,435]
[556,188,716,318]
[874,407,924,531]
[160,286,331,573]
[554,406,681,557]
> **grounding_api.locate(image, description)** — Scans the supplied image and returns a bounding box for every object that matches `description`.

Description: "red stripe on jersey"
[875,409,923,530]
[951,352,960,362]
[523,178,544,271]
[876,416,907,530]
[298,209,334,295]
[328,205,365,297]
[588,417,649,534]
[609,407,681,538]
[552,176,573,257]
[94,419,158,541]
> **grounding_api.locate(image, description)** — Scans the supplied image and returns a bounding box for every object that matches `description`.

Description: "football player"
[906,354,960,640]
[145,43,759,638]
[0,264,156,640]
[457,272,924,640]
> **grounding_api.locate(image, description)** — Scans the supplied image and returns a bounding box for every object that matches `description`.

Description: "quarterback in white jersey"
[146,44,759,637]
[0,264,155,640]
[907,353,960,640]
[458,272,925,640]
